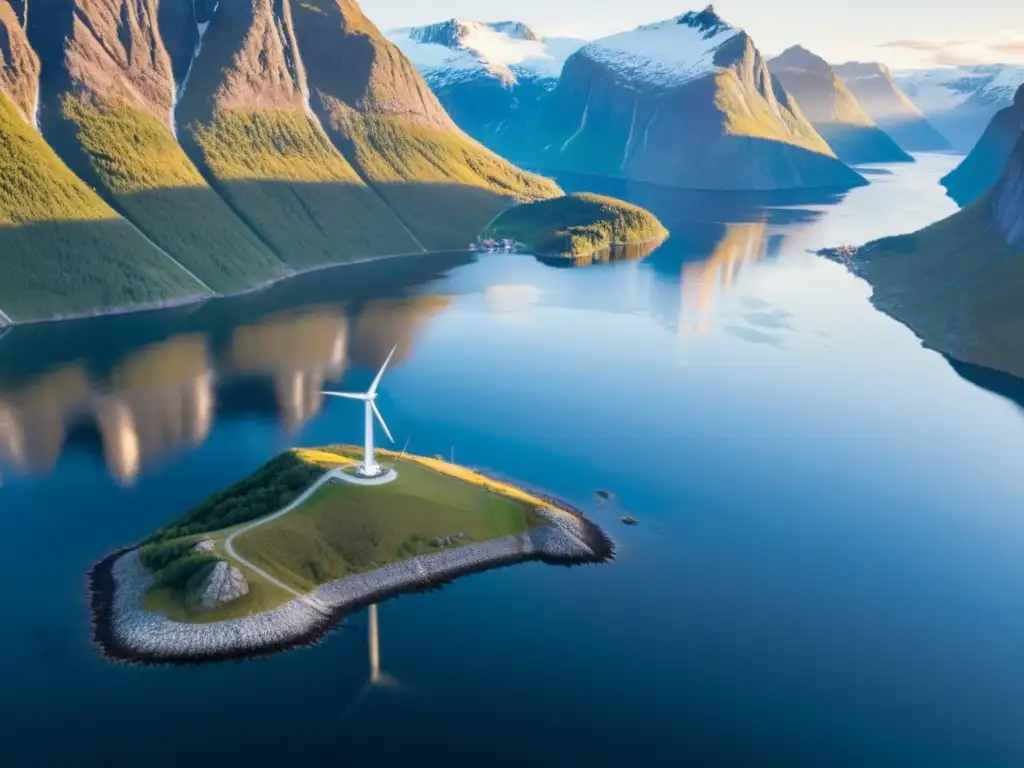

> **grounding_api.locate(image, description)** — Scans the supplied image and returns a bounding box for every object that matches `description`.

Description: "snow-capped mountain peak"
[579,6,741,88]
[675,5,732,39]
[389,19,583,86]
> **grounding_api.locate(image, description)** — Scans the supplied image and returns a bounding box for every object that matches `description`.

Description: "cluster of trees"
[146,452,322,543]
[488,193,667,256]
[138,538,218,591]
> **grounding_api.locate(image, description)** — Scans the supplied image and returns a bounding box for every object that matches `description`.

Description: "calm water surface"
[4,154,1024,766]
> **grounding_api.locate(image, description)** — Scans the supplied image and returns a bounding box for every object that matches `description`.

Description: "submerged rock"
[619,516,638,526]
[187,561,249,611]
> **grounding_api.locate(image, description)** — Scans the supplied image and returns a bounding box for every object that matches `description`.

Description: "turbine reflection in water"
[340,604,410,724]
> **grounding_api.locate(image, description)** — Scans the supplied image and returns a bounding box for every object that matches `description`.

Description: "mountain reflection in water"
[0,296,450,484]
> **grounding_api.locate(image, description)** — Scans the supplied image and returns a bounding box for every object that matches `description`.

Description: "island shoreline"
[88,504,614,666]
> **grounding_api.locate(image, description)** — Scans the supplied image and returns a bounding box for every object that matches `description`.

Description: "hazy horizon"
[360,1,1022,70]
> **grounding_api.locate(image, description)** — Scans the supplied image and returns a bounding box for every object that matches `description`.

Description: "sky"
[360,1,1023,69]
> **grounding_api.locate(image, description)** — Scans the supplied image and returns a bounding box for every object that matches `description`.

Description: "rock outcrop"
[941,84,1024,206]
[191,538,216,555]
[834,62,950,152]
[519,7,865,190]
[187,560,249,611]
[768,47,912,164]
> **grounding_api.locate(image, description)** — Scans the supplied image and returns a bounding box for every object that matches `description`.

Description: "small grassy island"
[89,447,614,664]
[483,193,668,260]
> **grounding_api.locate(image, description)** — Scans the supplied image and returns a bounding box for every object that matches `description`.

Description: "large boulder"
[187,560,249,611]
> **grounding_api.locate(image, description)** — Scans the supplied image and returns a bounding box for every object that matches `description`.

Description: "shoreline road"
[223,465,400,614]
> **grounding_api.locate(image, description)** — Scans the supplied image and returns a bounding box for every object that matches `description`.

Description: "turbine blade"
[367,346,398,395]
[321,391,366,400]
[371,401,395,443]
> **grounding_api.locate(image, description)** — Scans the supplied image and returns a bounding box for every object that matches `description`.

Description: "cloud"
[878,32,1024,66]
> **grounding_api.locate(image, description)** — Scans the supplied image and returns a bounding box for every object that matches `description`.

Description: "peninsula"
[89,446,614,664]
[483,193,668,260]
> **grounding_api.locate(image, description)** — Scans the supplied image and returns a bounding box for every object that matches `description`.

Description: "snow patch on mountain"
[387,20,583,86]
[894,65,1024,113]
[577,6,741,88]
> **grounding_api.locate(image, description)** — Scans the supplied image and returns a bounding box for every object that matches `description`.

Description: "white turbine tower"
[322,346,397,477]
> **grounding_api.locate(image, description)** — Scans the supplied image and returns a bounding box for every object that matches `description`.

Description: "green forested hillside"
[0,92,205,321]
[324,104,561,249]
[62,97,289,292]
[486,193,668,256]
[181,109,420,265]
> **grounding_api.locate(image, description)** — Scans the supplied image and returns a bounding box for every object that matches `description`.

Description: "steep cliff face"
[176,0,419,267]
[290,0,560,249]
[942,85,1024,207]
[837,105,1024,378]
[0,1,210,322]
[1,0,579,323]
[835,62,950,152]
[0,1,37,124]
[24,0,286,292]
[527,8,865,191]
[768,47,912,164]
[992,121,1024,248]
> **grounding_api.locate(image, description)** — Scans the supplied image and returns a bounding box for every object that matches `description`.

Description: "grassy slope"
[183,108,417,267]
[233,460,541,593]
[855,195,1024,374]
[485,193,668,256]
[137,447,546,622]
[327,104,561,249]
[62,98,287,292]
[0,93,204,321]
[290,0,562,250]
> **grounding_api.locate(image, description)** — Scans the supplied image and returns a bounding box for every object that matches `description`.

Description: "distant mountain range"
[767,46,912,164]
[0,0,566,324]
[395,7,868,192]
[832,62,951,152]
[386,19,583,156]
[893,64,1024,150]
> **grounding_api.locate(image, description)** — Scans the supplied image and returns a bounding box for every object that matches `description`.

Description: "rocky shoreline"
[89,507,614,665]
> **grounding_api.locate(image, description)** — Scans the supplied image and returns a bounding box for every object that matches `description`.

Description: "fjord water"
[4,154,1024,765]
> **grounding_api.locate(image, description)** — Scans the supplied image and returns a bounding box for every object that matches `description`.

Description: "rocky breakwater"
[89,507,613,665]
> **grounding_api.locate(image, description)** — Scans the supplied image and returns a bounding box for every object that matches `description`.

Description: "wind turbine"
[322,346,397,477]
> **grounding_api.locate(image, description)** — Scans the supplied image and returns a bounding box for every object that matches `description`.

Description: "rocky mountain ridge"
[516,6,866,190]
